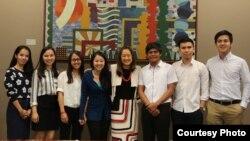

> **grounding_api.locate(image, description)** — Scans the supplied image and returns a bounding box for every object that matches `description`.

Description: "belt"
[209,98,241,106]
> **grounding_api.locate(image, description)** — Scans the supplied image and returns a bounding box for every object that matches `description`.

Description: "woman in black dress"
[4,45,34,139]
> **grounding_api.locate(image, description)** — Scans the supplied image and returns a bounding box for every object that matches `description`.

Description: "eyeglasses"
[71,58,81,62]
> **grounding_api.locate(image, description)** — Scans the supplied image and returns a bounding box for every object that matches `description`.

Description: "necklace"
[122,74,131,82]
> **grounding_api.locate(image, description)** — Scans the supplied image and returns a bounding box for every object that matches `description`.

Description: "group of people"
[4,30,250,141]
[172,30,250,127]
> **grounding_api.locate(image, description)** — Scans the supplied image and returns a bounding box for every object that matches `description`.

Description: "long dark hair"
[67,51,85,83]
[116,47,136,76]
[36,47,58,79]
[9,45,34,78]
[90,51,111,90]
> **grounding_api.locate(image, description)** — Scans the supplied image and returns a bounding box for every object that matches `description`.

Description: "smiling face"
[15,48,30,67]
[93,54,105,72]
[43,49,55,68]
[215,35,232,57]
[121,49,133,69]
[71,53,81,70]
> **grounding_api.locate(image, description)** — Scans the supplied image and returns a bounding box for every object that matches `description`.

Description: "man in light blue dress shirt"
[206,30,250,124]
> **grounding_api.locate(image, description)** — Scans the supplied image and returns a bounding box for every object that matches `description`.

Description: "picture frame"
[44,0,197,62]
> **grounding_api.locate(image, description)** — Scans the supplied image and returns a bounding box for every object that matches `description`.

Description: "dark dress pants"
[60,106,84,140]
[171,108,203,125]
[141,103,171,141]
[87,119,111,140]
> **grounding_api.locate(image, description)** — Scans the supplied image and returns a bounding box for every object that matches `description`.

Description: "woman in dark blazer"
[79,51,112,140]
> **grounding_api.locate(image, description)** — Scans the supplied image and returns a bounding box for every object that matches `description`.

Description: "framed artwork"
[44,0,197,61]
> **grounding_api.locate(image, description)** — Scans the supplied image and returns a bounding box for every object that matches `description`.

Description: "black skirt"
[32,95,59,131]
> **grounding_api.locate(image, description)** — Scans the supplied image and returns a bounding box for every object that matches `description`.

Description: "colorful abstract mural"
[45,0,197,61]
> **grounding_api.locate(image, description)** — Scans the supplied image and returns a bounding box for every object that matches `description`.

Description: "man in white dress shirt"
[138,42,178,141]
[206,30,250,124]
[172,37,209,125]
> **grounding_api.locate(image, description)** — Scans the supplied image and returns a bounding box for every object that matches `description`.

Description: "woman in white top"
[31,47,59,140]
[57,51,85,140]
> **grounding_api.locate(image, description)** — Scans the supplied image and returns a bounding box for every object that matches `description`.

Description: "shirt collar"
[216,52,232,61]
[181,58,194,66]
[149,60,163,69]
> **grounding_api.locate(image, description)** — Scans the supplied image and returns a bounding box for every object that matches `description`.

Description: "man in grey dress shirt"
[206,30,250,124]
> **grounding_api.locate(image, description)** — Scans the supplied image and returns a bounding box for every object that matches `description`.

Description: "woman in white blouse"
[57,51,85,140]
[31,47,59,140]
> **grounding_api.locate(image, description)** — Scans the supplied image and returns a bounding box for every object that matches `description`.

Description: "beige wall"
[197,0,250,125]
[0,0,44,139]
[1,0,250,139]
